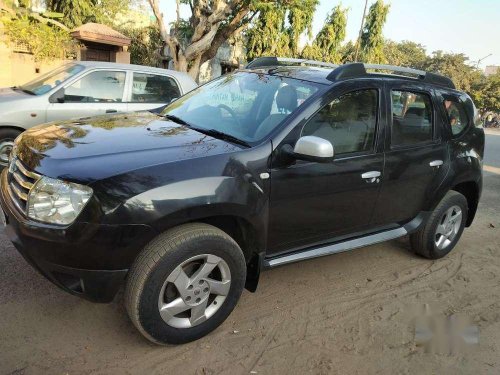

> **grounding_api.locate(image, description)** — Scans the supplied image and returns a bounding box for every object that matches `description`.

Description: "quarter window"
[131,73,181,103]
[302,89,378,155]
[64,71,126,103]
[391,90,433,146]
[443,98,469,135]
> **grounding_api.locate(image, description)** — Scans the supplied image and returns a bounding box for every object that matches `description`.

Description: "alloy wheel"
[158,254,231,329]
[435,205,462,250]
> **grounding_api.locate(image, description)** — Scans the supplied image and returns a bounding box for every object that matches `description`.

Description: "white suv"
[0,61,198,165]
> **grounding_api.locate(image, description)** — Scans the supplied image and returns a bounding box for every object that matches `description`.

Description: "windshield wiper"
[196,128,250,147]
[12,86,35,95]
[164,114,249,147]
[164,114,189,126]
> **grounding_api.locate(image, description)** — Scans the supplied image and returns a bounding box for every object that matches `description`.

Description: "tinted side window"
[65,71,126,103]
[131,73,181,103]
[443,99,469,135]
[302,89,378,155]
[391,90,433,146]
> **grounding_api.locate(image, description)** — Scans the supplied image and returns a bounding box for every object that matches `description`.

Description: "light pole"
[475,53,492,68]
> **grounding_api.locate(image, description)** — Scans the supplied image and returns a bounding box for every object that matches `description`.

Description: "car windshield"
[18,63,85,95]
[161,71,321,144]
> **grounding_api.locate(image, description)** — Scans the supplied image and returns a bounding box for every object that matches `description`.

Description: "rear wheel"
[125,223,246,345]
[410,191,468,259]
[0,128,21,167]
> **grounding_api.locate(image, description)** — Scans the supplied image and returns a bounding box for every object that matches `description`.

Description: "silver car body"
[0,61,198,130]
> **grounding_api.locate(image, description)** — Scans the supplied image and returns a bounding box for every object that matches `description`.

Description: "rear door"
[267,82,386,255]
[126,71,182,112]
[371,82,449,226]
[46,69,128,121]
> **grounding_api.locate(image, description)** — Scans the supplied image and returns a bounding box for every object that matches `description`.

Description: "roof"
[245,57,456,90]
[71,23,131,46]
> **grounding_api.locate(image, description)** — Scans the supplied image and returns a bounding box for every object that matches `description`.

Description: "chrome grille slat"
[13,171,34,190]
[11,181,28,200]
[7,159,42,214]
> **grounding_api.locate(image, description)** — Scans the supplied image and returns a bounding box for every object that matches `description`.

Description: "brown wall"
[0,42,71,87]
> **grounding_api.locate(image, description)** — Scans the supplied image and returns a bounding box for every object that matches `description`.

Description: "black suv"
[0,57,484,345]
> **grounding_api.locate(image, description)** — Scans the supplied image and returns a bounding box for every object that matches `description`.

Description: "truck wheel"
[0,128,21,167]
[410,191,468,259]
[125,223,246,345]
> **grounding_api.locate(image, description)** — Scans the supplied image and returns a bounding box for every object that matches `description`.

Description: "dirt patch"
[1,175,499,375]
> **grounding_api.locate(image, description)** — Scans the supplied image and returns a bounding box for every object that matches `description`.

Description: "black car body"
[0,58,484,344]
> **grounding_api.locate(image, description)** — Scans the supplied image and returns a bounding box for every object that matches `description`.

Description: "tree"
[360,0,390,63]
[148,0,259,80]
[45,0,97,28]
[246,2,290,60]
[287,0,318,56]
[383,40,427,69]
[120,25,164,66]
[302,4,348,63]
[479,72,500,112]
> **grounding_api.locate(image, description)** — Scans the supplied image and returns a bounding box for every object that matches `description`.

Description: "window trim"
[62,69,128,103]
[389,88,437,150]
[441,95,470,138]
[299,87,381,159]
[126,71,182,104]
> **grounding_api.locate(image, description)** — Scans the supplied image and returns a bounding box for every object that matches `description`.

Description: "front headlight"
[27,176,93,225]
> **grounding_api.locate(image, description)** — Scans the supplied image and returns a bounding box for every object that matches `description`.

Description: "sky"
[160,0,500,69]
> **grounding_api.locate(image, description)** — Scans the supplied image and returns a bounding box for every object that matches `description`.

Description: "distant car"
[0,62,198,166]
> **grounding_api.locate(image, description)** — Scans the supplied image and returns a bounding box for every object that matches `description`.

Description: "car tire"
[125,223,247,345]
[410,191,468,259]
[0,128,21,167]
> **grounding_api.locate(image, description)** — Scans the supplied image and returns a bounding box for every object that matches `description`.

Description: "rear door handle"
[105,109,117,113]
[361,171,381,183]
[429,160,443,168]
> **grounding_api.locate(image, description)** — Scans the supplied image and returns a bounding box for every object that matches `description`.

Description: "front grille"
[7,159,41,213]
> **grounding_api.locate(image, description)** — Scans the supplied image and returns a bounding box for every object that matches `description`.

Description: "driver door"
[47,70,129,122]
[267,83,385,255]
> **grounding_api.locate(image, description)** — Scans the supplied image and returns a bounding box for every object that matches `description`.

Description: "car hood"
[15,112,241,183]
[0,87,33,102]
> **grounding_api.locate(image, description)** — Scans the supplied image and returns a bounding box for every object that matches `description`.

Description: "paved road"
[485,130,500,168]
[0,134,499,374]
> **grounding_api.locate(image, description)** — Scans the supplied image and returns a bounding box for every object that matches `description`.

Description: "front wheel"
[0,128,22,167]
[125,223,246,345]
[410,191,468,259]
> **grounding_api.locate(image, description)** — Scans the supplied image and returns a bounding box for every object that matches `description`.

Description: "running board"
[263,227,408,268]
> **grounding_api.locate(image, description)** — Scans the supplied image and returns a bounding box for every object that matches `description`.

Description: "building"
[71,23,131,64]
[485,65,499,77]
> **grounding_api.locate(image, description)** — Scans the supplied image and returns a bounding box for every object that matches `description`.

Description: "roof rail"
[246,56,338,70]
[326,63,455,89]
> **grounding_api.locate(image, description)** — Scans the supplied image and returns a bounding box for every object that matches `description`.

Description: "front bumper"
[0,170,156,303]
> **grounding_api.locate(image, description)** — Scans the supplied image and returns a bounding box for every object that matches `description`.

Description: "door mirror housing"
[286,136,335,163]
[49,88,65,103]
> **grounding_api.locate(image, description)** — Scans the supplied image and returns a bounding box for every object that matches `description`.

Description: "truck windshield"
[18,63,85,95]
[161,71,321,144]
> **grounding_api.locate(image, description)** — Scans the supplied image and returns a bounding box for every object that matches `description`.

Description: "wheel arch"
[451,180,480,227]
[0,125,25,135]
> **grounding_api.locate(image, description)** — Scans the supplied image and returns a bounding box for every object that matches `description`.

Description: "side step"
[263,227,407,268]
[262,213,429,269]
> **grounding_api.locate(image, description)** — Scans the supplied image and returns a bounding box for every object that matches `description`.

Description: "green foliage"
[360,0,390,63]
[477,73,500,112]
[246,0,318,60]
[4,16,76,62]
[383,40,427,69]
[287,0,319,55]
[45,0,98,28]
[119,25,163,67]
[302,4,348,63]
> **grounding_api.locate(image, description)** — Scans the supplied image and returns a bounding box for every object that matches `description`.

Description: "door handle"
[361,171,381,183]
[429,160,443,168]
[105,109,117,113]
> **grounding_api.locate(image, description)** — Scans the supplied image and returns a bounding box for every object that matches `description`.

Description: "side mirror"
[49,88,65,103]
[284,136,334,163]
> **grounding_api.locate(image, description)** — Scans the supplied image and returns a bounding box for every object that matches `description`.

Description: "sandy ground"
[1,148,499,374]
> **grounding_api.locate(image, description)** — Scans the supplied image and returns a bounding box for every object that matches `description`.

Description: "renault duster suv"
[0,58,484,345]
